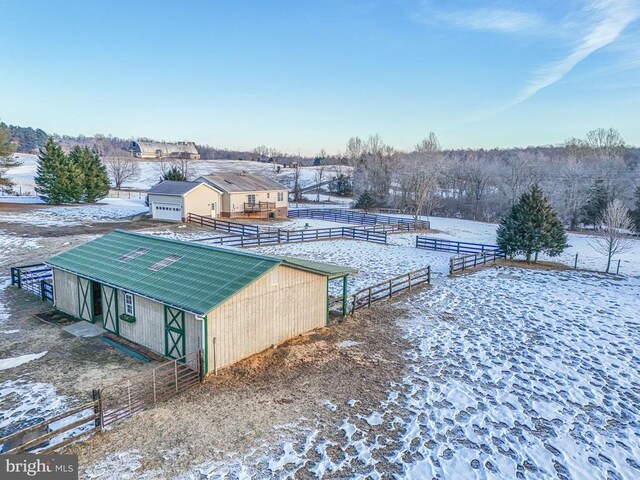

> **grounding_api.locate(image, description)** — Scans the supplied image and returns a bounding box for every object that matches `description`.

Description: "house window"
[124,292,135,316]
[247,194,256,204]
[267,192,270,199]
[277,192,284,202]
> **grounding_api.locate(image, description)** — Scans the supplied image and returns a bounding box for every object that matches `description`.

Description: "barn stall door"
[164,306,186,359]
[77,277,94,323]
[101,285,119,335]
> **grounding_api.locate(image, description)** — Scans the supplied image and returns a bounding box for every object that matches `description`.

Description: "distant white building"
[129,141,200,160]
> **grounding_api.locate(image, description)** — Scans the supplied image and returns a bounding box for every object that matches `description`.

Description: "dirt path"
[68,301,416,479]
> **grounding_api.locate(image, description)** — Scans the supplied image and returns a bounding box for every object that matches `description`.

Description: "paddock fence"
[449,250,506,275]
[289,208,430,230]
[194,226,388,247]
[187,213,260,235]
[10,264,54,303]
[329,266,431,315]
[0,351,202,455]
[415,236,503,255]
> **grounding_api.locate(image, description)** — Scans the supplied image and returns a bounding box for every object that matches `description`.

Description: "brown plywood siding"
[52,269,79,317]
[206,265,326,371]
[184,184,222,218]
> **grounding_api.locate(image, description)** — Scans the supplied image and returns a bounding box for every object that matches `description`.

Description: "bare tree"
[400,151,444,220]
[291,163,303,202]
[585,128,626,160]
[415,131,441,153]
[314,165,326,202]
[590,199,634,273]
[171,158,195,180]
[105,157,140,189]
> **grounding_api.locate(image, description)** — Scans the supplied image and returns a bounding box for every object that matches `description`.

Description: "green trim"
[102,285,120,334]
[119,313,136,323]
[326,278,330,326]
[342,275,348,316]
[203,315,209,374]
[164,305,186,359]
[78,277,94,323]
[123,292,136,317]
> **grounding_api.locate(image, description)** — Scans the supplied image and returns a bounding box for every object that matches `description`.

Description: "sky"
[1,0,640,154]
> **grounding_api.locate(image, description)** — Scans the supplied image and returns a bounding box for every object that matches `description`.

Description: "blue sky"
[1,0,639,154]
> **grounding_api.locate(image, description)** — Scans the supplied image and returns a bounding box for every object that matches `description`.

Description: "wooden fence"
[10,264,54,303]
[195,226,388,247]
[289,208,430,229]
[415,236,504,255]
[329,266,431,315]
[187,213,259,235]
[0,401,100,454]
[449,250,506,275]
[0,352,202,455]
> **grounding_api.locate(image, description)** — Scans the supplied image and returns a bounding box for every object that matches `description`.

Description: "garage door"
[153,203,182,221]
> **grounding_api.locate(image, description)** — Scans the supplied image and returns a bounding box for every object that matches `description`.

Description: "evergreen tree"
[330,174,353,197]
[162,166,187,181]
[35,137,84,204]
[355,190,376,212]
[69,146,110,203]
[0,122,19,191]
[496,184,568,262]
[581,178,608,228]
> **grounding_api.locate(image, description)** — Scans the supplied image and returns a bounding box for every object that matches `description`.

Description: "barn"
[147,181,223,221]
[196,173,289,218]
[129,141,200,159]
[46,231,355,374]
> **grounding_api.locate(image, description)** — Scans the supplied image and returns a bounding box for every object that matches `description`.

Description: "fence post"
[40,280,47,301]
[92,389,103,430]
[389,280,393,297]
[574,253,578,269]
[198,349,205,382]
[408,272,412,291]
[428,266,431,284]
[616,259,621,275]
[153,369,157,403]
[449,259,453,275]
[368,287,372,307]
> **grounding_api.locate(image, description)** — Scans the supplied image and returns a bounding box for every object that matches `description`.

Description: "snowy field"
[0,198,147,227]
[4,154,348,192]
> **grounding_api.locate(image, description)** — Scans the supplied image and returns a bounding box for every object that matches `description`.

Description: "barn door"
[164,306,185,359]
[101,285,119,335]
[77,277,94,323]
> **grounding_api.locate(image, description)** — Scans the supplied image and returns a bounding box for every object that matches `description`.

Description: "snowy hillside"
[3,154,349,193]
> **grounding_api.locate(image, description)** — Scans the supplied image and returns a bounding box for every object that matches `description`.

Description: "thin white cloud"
[507,0,640,107]
[439,7,543,33]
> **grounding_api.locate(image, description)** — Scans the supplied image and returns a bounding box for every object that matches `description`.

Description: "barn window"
[118,248,150,263]
[271,269,279,286]
[149,254,183,271]
[124,292,135,316]
[277,192,284,202]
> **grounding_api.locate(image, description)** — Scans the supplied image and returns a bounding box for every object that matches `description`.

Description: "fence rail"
[329,266,431,315]
[289,208,430,229]
[449,250,506,275]
[0,352,202,455]
[10,264,54,303]
[196,226,388,247]
[0,401,99,454]
[187,213,259,235]
[416,236,504,255]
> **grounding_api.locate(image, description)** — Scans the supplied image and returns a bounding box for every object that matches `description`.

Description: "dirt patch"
[67,300,416,479]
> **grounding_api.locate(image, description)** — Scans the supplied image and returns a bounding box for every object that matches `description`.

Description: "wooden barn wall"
[206,265,326,371]
[116,292,201,358]
[52,269,79,318]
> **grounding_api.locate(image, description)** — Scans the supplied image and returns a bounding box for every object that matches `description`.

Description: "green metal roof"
[46,230,282,315]
[280,256,357,279]
[46,230,355,315]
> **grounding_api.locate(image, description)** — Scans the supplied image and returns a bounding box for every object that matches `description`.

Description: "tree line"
[340,129,640,233]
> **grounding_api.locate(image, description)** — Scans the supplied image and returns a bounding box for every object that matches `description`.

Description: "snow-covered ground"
[0,198,147,227]
[149,267,637,479]
[5,154,349,192]
[428,216,640,275]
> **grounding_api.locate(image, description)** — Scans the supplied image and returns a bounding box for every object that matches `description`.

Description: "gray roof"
[148,181,203,196]
[130,141,199,156]
[198,173,287,193]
